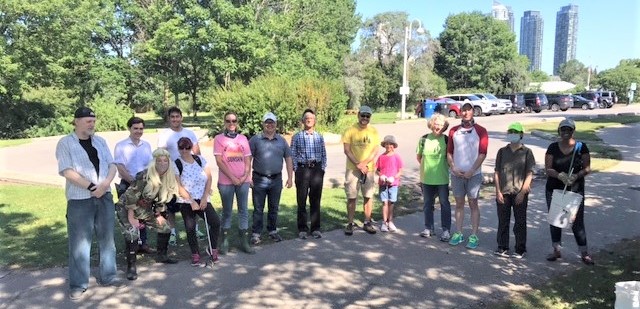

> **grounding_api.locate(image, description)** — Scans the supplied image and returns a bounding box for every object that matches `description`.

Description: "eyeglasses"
[225,119,238,124]
[359,114,371,119]
[178,146,192,150]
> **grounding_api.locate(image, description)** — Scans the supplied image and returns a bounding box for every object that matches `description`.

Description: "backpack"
[175,155,203,175]
[417,133,448,154]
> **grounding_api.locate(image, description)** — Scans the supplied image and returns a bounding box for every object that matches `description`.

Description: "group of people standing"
[56,103,594,301]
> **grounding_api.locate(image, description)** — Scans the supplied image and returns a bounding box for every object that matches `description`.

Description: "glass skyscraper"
[520,11,544,72]
[553,4,579,75]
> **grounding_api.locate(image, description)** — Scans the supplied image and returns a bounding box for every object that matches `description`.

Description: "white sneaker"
[440,230,451,242]
[380,222,389,232]
[420,229,432,238]
[387,222,397,232]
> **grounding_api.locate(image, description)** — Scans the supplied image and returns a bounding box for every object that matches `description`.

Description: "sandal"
[546,250,561,261]
[581,253,595,265]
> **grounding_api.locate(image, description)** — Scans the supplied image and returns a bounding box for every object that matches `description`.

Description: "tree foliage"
[595,59,640,103]
[558,59,588,87]
[434,11,529,94]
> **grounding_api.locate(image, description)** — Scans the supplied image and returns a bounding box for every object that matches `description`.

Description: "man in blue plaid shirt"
[291,109,327,239]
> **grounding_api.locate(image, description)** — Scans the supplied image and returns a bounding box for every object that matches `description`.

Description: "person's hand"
[286,178,293,188]
[91,182,109,198]
[232,176,242,186]
[357,162,368,174]
[156,215,166,226]
[190,200,200,211]
[463,170,474,179]
[199,199,207,211]
[128,217,141,229]
[386,176,394,184]
[496,191,504,204]
[568,174,578,185]
[380,175,387,183]
[558,172,570,185]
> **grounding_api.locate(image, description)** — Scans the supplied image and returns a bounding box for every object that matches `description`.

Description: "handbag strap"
[563,141,582,192]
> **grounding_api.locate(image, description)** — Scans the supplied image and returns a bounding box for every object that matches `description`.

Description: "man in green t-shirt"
[341,106,381,235]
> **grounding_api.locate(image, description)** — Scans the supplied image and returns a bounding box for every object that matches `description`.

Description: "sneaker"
[465,234,479,249]
[269,231,283,242]
[380,222,389,232]
[169,233,177,246]
[387,221,397,232]
[344,223,354,236]
[512,252,526,259]
[546,250,561,261]
[299,231,308,240]
[581,252,595,265]
[191,254,201,266]
[196,229,206,240]
[101,278,126,287]
[311,231,322,239]
[494,248,510,258]
[362,222,377,234]
[251,233,261,245]
[69,289,87,300]
[440,230,451,242]
[420,229,432,238]
[205,248,219,264]
[448,232,464,246]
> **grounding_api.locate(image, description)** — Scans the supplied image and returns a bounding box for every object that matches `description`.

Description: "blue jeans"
[218,183,250,230]
[422,184,451,232]
[252,175,283,234]
[66,193,117,290]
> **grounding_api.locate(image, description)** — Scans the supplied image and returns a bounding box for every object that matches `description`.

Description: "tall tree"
[434,11,528,93]
[558,59,587,87]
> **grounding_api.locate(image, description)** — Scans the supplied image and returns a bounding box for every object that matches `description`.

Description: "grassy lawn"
[0,138,32,148]
[0,182,421,269]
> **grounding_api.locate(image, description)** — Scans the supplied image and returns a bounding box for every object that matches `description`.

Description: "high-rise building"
[492,0,515,32]
[520,11,544,72]
[553,4,579,75]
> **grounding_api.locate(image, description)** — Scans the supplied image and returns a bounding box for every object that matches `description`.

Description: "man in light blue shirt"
[56,107,121,300]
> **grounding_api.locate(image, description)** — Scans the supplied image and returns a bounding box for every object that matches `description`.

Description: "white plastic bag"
[548,189,583,228]
[615,281,640,309]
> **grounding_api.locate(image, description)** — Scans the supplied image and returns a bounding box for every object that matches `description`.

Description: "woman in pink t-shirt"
[213,112,255,254]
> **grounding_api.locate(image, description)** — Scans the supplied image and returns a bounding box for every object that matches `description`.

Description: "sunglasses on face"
[178,146,192,150]
[560,127,574,132]
[359,114,371,119]
[225,119,238,124]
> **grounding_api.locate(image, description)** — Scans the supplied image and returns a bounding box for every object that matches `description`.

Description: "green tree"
[434,11,528,94]
[529,70,550,82]
[595,59,640,103]
[558,59,588,87]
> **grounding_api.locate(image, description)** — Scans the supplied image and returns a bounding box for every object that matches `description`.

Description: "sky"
[355,0,639,75]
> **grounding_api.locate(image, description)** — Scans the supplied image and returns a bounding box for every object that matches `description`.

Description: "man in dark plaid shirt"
[290,109,327,239]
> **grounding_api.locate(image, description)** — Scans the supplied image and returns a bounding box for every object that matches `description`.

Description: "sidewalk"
[1,118,639,308]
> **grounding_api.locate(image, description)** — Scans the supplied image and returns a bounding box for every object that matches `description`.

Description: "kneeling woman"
[116,148,180,281]
[175,137,221,266]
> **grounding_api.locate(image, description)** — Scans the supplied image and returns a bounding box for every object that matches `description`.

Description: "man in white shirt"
[157,106,202,244]
[114,116,154,253]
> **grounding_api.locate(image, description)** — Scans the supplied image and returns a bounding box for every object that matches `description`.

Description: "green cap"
[508,122,524,133]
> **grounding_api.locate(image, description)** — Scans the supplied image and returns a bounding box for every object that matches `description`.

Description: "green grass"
[0,138,32,148]
[0,183,421,269]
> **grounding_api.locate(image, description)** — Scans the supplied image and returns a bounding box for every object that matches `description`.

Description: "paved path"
[1,106,639,308]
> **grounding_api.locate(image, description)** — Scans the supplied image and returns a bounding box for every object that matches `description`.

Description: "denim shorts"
[379,185,398,202]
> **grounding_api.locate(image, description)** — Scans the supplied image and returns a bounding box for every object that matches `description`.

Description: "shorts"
[344,169,376,199]
[166,200,180,214]
[379,185,398,202]
[450,173,483,199]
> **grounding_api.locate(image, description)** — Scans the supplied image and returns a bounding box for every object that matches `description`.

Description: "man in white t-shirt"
[114,116,154,253]
[157,106,202,244]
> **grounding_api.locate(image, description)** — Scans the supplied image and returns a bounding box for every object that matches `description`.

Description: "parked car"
[433,97,461,118]
[496,93,526,113]
[579,91,616,108]
[475,93,510,114]
[439,94,497,117]
[571,95,597,110]
[545,93,573,111]
[517,92,549,113]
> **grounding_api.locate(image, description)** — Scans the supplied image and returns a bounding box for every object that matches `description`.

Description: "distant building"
[492,0,515,32]
[520,11,544,72]
[553,4,579,75]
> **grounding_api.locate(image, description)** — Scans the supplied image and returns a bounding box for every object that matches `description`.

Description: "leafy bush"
[89,96,134,132]
[203,74,347,137]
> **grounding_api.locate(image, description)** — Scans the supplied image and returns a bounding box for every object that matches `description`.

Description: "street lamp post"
[400,19,425,119]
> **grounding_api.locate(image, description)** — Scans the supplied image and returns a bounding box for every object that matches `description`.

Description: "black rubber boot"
[239,229,256,254]
[126,241,138,280]
[156,233,178,264]
[219,229,229,255]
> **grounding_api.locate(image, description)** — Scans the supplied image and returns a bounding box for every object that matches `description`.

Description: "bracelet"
[88,182,96,191]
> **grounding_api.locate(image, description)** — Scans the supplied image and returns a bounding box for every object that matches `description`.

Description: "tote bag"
[548,189,583,228]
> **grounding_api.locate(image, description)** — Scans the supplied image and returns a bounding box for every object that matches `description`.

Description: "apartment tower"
[553,4,579,75]
[520,11,544,72]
